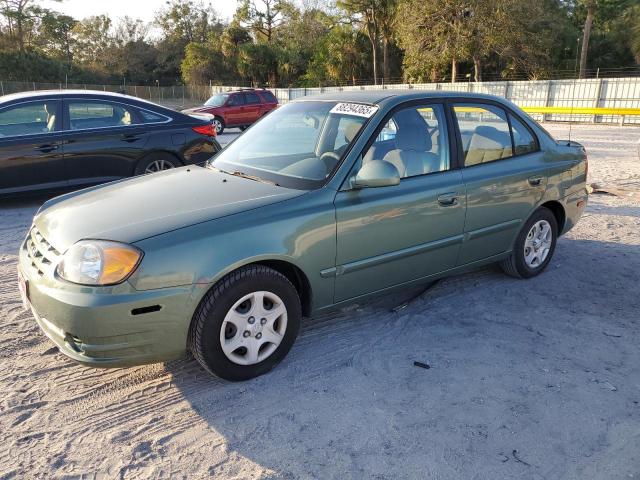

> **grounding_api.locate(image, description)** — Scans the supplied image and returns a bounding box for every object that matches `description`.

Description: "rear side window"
[453,103,539,166]
[453,104,512,166]
[0,101,59,137]
[245,92,261,104]
[68,101,138,130]
[510,114,537,155]
[259,91,277,103]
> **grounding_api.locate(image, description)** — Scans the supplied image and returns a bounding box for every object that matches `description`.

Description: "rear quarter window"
[259,91,278,103]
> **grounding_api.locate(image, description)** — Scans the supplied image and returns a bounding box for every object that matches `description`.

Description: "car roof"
[0,89,164,108]
[293,89,514,107]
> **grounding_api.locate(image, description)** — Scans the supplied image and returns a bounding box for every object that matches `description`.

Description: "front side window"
[0,101,59,137]
[205,94,228,107]
[361,104,450,179]
[227,94,245,107]
[211,101,371,189]
[68,101,138,130]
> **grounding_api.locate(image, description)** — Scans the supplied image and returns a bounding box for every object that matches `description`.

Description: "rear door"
[333,102,466,302]
[451,102,547,265]
[61,99,149,185]
[243,91,262,124]
[0,99,67,194]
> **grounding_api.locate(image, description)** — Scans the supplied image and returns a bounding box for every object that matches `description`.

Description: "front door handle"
[528,176,543,187]
[437,192,459,206]
[33,144,59,153]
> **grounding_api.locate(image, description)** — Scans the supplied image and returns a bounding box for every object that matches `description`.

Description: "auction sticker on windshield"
[330,103,378,118]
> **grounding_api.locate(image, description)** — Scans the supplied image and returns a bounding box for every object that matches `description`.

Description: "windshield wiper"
[213,166,278,186]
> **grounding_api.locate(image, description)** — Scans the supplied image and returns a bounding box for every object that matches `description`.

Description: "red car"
[183,89,278,135]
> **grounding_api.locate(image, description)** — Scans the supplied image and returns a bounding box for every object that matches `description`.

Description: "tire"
[239,126,247,131]
[188,265,302,381]
[213,116,225,135]
[500,207,558,279]
[134,152,181,176]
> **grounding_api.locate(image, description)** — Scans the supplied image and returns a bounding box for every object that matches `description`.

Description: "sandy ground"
[1,124,639,479]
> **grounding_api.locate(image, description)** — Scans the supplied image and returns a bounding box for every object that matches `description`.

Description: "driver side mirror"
[351,160,400,189]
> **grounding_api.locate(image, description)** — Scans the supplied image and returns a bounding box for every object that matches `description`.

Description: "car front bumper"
[19,244,206,368]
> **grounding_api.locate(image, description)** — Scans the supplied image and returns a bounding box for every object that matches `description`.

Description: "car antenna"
[567,79,576,146]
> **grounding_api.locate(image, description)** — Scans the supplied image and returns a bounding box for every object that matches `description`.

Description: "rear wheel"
[188,265,301,381]
[134,152,181,176]
[239,126,248,131]
[500,207,558,278]
[213,116,225,135]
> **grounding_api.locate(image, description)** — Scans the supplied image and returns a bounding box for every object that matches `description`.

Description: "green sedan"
[18,91,588,381]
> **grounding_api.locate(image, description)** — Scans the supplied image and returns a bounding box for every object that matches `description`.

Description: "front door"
[333,103,466,302]
[0,99,67,194]
[62,99,149,185]
[451,102,548,265]
[225,94,246,126]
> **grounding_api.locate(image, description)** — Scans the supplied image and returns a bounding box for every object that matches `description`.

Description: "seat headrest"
[343,122,361,143]
[395,125,432,152]
[470,126,510,148]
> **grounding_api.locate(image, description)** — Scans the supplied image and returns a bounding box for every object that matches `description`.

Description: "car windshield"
[205,94,228,107]
[210,101,376,189]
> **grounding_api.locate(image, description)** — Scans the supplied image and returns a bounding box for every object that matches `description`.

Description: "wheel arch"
[196,256,314,318]
[251,259,313,317]
[539,200,566,234]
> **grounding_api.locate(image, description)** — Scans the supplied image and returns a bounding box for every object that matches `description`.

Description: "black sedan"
[0,90,221,196]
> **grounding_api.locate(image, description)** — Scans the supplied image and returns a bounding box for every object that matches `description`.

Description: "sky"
[41,0,239,23]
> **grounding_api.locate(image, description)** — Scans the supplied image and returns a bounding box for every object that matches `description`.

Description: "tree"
[0,0,60,52]
[395,0,472,82]
[305,25,370,85]
[71,15,114,75]
[38,10,75,67]
[338,0,383,84]
[578,0,597,78]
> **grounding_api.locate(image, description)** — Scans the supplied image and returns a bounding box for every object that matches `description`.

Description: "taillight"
[192,124,216,137]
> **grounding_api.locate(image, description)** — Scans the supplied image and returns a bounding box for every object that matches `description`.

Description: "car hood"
[34,166,305,252]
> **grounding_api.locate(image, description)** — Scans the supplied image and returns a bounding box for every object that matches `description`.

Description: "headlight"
[56,240,143,286]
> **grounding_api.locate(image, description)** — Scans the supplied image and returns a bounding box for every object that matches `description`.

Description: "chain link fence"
[2,77,640,124]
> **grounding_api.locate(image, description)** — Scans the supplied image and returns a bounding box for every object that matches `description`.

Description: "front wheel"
[188,265,301,381]
[500,207,558,279]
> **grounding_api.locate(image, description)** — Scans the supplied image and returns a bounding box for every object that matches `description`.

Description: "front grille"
[23,227,60,277]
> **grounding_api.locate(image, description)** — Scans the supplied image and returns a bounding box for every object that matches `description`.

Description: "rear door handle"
[528,176,543,187]
[437,192,459,206]
[121,134,142,143]
[33,144,59,153]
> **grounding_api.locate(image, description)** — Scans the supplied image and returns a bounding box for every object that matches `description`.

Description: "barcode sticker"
[330,103,378,118]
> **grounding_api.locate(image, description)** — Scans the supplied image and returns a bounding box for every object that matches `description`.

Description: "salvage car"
[18,91,588,381]
[0,90,221,196]
[182,88,278,134]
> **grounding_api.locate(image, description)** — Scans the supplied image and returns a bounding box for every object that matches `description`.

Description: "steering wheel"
[319,151,341,171]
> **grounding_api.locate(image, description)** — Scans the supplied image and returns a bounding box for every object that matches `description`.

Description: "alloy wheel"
[144,159,175,174]
[524,219,553,268]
